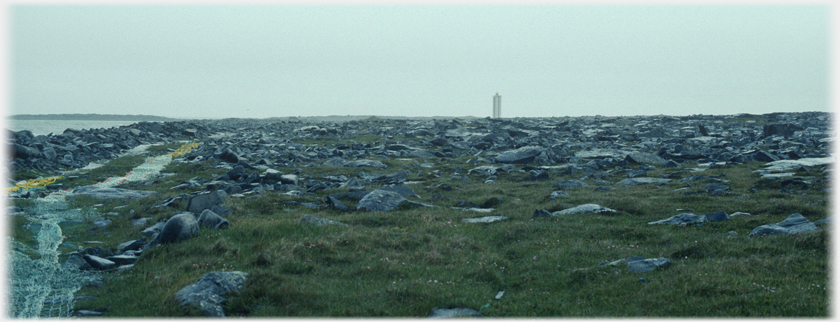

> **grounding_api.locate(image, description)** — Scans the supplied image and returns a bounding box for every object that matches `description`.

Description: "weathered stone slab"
[174,271,248,317]
[461,216,507,223]
[749,213,820,237]
[552,204,617,215]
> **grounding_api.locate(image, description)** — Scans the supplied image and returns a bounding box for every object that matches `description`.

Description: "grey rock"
[553,204,617,215]
[186,190,229,214]
[467,166,498,176]
[344,159,388,168]
[703,211,730,222]
[80,246,114,258]
[549,191,570,198]
[158,213,200,244]
[615,177,672,186]
[92,218,112,229]
[301,214,348,226]
[355,188,435,212]
[749,213,820,237]
[461,216,507,223]
[552,179,589,190]
[763,123,803,138]
[494,146,543,164]
[663,160,681,168]
[279,174,300,186]
[648,213,705,225]
[430,137,449,146]
[117,238,147,251]
[428,308,483,318]
[71,186,157,200]
[65,254,94,271]
[174,271,248,317]
[198,209,230,230]
[626,258,673,273]
[13,144,41,159]
[130,217,153,227]
[532,209,552,219]
[519,170,549,181]
[142,221,166,237]
[325,195,349,211]
[356,190,407,212]
[624,152,668,165]
[106,254,138,266]
[814,216,831,224]
[83,254,117,270]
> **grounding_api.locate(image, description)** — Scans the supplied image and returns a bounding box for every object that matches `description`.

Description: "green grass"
[8,127,830,317]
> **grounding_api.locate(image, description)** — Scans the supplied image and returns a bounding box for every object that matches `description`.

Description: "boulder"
[186,190,229,214]
[219,149,241,163]
[13,144,41,159]
[355,189,434,212]
[703,211,730,222]
[749,213,820,237]
[763,123,803,138]
[519,170,549,182]
[494,146,543,164]
[356,190,406,212]
[198,209,230,230]
[157,213,200,244]
[65,254,94,271]
[83,254,117,270]
[174,271,248,317]
[532,209,552,219]
[117,238,147,251]
[325,195,349,211]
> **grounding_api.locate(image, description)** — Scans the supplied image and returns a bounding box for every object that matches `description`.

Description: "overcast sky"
[9,4,831,119]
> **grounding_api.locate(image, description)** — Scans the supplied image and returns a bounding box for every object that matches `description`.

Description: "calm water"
[5,120,143,136]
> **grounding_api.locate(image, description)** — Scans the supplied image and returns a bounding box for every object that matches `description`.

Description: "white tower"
[493,92,501,118]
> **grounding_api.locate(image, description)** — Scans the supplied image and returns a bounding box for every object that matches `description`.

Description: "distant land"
[10,114,183,121]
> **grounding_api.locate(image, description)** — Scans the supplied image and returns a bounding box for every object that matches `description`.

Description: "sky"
[7,3,833,119]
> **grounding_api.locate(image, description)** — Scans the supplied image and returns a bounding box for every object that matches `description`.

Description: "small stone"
[495,291,505,300]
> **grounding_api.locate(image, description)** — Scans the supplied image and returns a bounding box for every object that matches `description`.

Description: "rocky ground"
[6,111,833,317]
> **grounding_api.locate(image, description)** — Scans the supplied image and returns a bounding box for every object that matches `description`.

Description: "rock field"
[6,111,833,317]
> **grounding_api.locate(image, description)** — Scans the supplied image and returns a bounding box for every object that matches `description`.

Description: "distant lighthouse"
[493,93,501,118]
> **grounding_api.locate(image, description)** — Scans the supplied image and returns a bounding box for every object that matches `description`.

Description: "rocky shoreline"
[6,111,833,317]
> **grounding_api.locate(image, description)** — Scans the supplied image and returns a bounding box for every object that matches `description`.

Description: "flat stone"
[461,216,507,223]
[83,254,116,270]
[615,177,672,186]
[626,258,673,273]
[552,204,617,215]
[648,213,705,225]
[301,214,348,226]
[749,213,820,237]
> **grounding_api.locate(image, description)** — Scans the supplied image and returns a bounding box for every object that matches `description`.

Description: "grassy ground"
[8,140,831,317]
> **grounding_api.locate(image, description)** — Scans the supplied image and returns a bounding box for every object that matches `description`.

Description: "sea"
[5,120,144,137]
